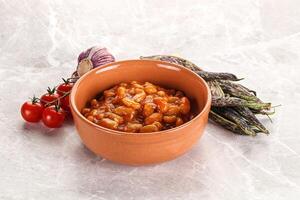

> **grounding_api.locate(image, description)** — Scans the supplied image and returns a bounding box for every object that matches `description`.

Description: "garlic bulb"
[77,46,115,76]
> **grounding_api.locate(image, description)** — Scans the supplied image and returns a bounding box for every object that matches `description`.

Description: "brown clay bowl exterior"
[70,60,211,165]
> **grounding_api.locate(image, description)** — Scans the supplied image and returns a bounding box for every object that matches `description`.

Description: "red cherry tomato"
[56,78,73,96]
[60,95,70,112]
[21,97,44,122]
[40,87,60,107]
[42,105,66,128]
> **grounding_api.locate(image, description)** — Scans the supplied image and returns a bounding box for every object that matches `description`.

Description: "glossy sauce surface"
[82,81,193,132]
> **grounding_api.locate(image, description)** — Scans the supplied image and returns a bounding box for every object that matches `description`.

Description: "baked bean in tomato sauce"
[81,81,194,133]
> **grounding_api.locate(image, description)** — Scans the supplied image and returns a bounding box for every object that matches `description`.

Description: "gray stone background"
[0,0,300,199]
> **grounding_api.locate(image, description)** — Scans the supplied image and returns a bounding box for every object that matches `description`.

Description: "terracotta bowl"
[70,60,211,165]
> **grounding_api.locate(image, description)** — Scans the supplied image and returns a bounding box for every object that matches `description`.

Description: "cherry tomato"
[60,95,70,112]
[40,87,60,107]
[42,105,66,128]
[21,97,44,122]
[56,78,73,96]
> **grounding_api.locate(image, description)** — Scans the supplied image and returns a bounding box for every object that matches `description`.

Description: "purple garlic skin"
[77,46,115,76]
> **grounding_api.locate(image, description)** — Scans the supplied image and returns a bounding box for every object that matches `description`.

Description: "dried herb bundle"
[140,55,274,136]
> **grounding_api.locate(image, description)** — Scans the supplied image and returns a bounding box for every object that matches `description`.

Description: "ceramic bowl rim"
[70,59,211,136]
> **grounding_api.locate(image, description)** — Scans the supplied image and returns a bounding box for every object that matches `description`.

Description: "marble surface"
[1,0,300,199]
